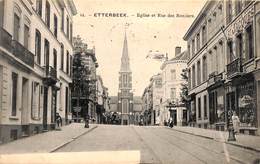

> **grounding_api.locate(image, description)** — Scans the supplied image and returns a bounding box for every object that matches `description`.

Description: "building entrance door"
[43,87,48,130]
[21,78,29,135]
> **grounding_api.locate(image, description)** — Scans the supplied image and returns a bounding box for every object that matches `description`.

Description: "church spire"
[120,32,131,72]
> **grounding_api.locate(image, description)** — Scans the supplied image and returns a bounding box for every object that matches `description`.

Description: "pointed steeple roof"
[120,32,131,72]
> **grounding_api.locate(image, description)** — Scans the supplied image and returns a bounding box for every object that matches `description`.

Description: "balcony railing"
[12,40,34,68]
[44,66,57,86]
[0,27,12,51]
[227,58,242,78]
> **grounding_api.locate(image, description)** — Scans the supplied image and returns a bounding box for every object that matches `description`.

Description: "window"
[24,25,30,49]
[31,82,40,119]
[204,95,207,118]
[61,44,64,70]
[198,97,201,119]
[228,41,235,63]
[188,69,191,89]
[236,34,243,59]
[202,26,207,45]
[44,39,49,66]
[11,72,18,116]
[54,14,58,37]
[192,65,196,88]
[235,0,242,15]
[227,0,232,23]
[53,49,57,69]
[246,25,254,60]
[36,0,42,16]
[202,56,207,81]
[45,1,50,28]
[196,33,200,52]
[35,30,41,65]
[70,55,73,76]
[66,51,69,74]
[170,69,176,80]
[61,8,64,31]
[197,60,201,85]
[70,23,73,41]
[192,39,195,56]
[66,16,69,37]
[13,14,20,41]
[187,44,191,59]
[170,88,176,100]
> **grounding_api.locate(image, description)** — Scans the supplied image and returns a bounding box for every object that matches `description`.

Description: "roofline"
[183,1,212,40]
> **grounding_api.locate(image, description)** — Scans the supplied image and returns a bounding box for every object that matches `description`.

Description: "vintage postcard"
[0,0,260,163]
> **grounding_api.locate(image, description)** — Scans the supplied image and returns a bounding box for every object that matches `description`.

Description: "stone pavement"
[169,126,260,152]
[0,123,97,154]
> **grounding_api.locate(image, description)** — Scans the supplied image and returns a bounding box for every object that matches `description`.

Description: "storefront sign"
[226,6,254,38]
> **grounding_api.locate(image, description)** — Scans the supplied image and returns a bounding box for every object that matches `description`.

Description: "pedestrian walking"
[84,114,90,128]
[232,111,240,134]
[56,113,62,127]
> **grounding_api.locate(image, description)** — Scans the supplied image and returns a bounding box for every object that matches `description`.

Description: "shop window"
[35,29,41,65]
[36,0,42,16]
[11,72,18,116]
[237,81,256,127]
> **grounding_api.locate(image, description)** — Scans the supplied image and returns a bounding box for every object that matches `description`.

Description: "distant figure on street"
[232,111,240,134]
[168,117,174,128]
[84,114,90,128]
[56,113,62,127]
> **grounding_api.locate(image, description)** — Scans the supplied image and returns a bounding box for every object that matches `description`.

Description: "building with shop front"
[159,47,188,126]
[0,0,76,143]
[184,0,260,135]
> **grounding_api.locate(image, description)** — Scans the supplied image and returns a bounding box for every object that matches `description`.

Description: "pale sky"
[73,0,206,96]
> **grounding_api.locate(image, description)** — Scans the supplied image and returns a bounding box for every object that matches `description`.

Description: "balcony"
[227,58,243,78]
[12,40,34,68]
[0,27,12,52]
[208,72,223,88]
[44,66,58,86]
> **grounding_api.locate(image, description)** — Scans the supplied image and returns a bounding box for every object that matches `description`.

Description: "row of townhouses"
[142,47,188,126]
[184,0,260,135]
[71,35,110,124]
[0,0,77,143]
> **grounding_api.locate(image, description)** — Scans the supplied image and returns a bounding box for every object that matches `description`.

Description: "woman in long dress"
[232,111,240,134]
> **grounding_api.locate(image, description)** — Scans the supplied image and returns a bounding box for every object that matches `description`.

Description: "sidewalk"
[0,123,98,154]
[168,126,260,152]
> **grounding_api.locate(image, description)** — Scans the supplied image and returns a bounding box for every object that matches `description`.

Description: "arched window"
[45,1,50,28]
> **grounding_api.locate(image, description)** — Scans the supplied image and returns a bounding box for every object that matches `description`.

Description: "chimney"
[175,46,181,56]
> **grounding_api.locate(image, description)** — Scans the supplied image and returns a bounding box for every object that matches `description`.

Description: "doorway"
[21,78,29,135]
[43,87,48,130]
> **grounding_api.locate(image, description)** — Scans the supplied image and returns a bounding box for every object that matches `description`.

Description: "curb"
[49,125,98,153]
[167,127,260,153]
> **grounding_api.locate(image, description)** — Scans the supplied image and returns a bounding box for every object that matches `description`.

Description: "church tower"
[118,33,133,125]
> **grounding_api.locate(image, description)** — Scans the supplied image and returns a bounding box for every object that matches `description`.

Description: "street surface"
[54,125,260,163]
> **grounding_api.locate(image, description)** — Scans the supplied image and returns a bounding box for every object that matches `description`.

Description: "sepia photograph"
[0,0,260,163]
